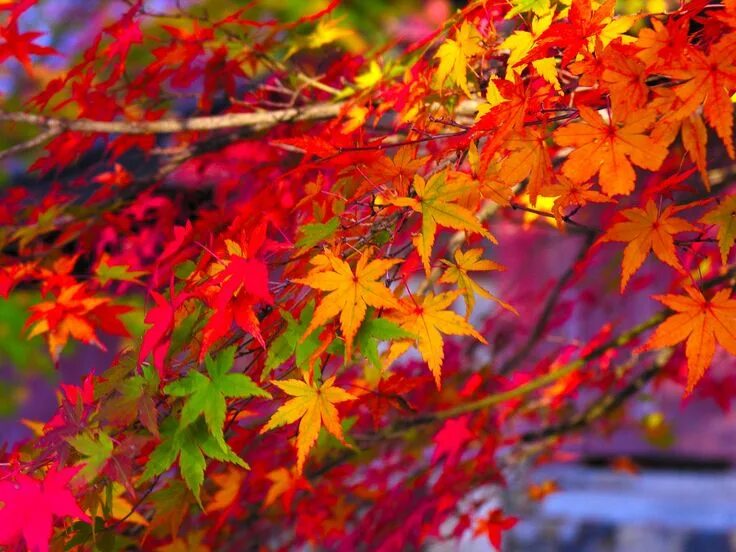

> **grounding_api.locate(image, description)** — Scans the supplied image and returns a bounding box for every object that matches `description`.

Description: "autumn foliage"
[0,0,735,549]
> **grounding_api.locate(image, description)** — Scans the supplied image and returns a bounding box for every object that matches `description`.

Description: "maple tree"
[0,0,735,550]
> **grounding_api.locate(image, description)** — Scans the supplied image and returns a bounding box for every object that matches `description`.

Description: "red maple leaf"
[0,17,58,76]
[473,508,518,550]
[431,416,474,467]
[0,465,90,552]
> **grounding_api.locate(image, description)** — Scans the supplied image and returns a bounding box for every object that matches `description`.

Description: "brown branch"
[0,102,346,135]
[0,128,61,161]
[0,100,482,136]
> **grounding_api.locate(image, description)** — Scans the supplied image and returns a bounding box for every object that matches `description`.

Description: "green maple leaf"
[355,315,415,381]
[701,195,736,264]
[505,0,551,18]
[67,431,114,482]
[264,301,322,378]
[295,217,339,249]
[141,416,247,506]
[95,258,147,285]
[164,346,270,451]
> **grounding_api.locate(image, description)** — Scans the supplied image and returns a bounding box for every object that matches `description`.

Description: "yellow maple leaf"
[645,286,736,393]
[390,172,496,275]
[501,14,560,90]
[260,376,356,474]
[385,291,487,388]
[293,249,401,359]
[601,200,698,292]
[439,249,517,316]
[434,21,485,96]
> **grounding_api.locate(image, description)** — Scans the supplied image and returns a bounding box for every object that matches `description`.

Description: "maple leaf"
[554,106,668,196]
[663,38,736,159]
[292,249,401,360]
[139,289,190,376]
[265,301,323,378]
[142,417,247,504]
[501,14,560,90]
[95,255,146,286]
[701,196,736,264]
[206,467,245,514]
[601,200,698,291]
[431,416,473,467]
[26,283,131,362]
[165,346,270,451]
[0,18,58,76]
[473,508,518,550]
[263,467,313,512]
[355,315,415,383]
[521,0,616,66]
[360,146,429,197]
[390,172,496,275]
[439,248,516,316]
[496,128,553,205]
[67,431,114,482]
[645,286,736,393]
[0,465,90,552]
[260,376,356,474]
[434,21,485,96]
[540,176,611,226]
[386,291,488,388]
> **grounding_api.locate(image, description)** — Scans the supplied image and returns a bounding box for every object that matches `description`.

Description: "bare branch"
[0,100,481,136]
[0,128,60,162]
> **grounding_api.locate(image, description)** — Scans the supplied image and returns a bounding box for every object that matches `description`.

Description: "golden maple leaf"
[553,106,668,196]
[601,200,698,292]
[439,248,516,316]
[646,287,736,393]
[390,171,496,275]
[260,376,356,474]
[434,21,485,96]
[385,291,487,388]
[293,249,401,359]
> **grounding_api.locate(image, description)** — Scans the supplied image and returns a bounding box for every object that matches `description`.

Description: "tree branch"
[0,100,482,136]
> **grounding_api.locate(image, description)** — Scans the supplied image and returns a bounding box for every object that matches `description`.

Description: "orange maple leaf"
[663,37,736,159]
[292,249,400,359]
[385,291,487,388]
[645,287,736,393]
[205,468,245,514]
[26,283,131,361]
[540,176,611,227]
[554,106,668,196]
[601,200,698,291]
[496,128,553,204]
[263,467,312,512]
[260,376,356,474]
[361,146,429,197]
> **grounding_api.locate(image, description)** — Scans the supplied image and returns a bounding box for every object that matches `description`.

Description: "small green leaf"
[67,431,114,482]
[295,217,339,248]
[95,258,146,285]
